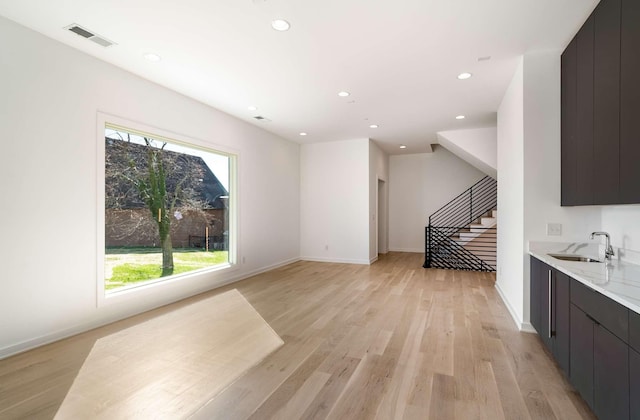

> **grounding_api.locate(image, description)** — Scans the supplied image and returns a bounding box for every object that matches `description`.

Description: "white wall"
[437,127,498,179]
[388,148,485,252]
[369,141,389,261]
[601,205,640,264]
[0,17,300,358]
[496,57,526,326]
[300,139,371,264]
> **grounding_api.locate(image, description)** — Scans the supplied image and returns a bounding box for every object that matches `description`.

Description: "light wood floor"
[0,252,594,419]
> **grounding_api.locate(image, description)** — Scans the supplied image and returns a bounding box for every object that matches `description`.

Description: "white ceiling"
[0,0,598,155]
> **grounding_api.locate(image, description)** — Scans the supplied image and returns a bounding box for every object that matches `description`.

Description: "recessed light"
[299,132,307,136]
[457,72,472,80]
[248,105,258,111]
[456,115,466,120]
[271,19,290,31]
[338,91,350,97]
[400,145,407,149]
[144,53,162,62]
[369,124,379,129]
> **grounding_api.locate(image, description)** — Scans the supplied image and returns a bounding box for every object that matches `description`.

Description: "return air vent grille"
[68,25,93,38]
[64,23,116,48]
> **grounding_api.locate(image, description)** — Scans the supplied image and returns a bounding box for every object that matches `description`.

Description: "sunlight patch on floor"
[55,289,283,419]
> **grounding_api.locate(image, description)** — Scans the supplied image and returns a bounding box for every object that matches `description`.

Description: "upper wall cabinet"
[562,0,640,206]
[620,0,640,203]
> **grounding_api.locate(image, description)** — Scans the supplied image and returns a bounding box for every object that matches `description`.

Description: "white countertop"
[529,242,640,315]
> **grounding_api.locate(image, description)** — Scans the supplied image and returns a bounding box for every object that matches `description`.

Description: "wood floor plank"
[325,354,393,420]
[191,334,324,420]
[429,373,456,419]
[374,306,429,420]
[474,360,506,420]
[0,252,595,420]
[271,371,331,420]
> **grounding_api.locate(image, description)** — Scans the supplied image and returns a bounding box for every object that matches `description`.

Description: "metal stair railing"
[428,176,497,228]
[424,176,497,272]
[426,226,497,271]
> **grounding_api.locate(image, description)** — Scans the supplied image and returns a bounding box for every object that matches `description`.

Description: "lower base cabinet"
[594,322,629,420]
[570,304,595,408]
[531,256,638,419]
[630,349,640,420]
[530,258,569,373]
[569,284,630,420]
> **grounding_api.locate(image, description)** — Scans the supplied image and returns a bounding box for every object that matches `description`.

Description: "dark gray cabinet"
[554,271,570,373]
[570,277,630,419]
[630,348,640,419]
[529,257,569,373]
[593,0,621,205]
[561,0,640,205]
[594,323,629,420]
[561,36,578,206]
[620,0,640,204]
[530,255,542,334]
[576,15,594,205]
[629,311,640,420]
[570,304,595,408]
[531,255,640,418]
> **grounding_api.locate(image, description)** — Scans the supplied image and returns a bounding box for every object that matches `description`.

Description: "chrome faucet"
[590,231,615,261]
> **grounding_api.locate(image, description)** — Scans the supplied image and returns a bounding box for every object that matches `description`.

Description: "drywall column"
[496,57,526,326]
[300,139,371,264]
[497,52,601,330]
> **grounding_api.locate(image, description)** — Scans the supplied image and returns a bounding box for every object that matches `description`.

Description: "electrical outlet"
[325,245,329,251]
[547,223,562,236]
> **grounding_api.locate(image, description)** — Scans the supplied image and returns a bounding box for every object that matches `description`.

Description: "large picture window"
[99,118,236,296]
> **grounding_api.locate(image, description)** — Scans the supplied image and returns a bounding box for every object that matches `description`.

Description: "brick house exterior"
[105,138,228,249]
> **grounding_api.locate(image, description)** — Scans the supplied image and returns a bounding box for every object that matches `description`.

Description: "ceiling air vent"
[253,116,271,122]
[64,23,116,48]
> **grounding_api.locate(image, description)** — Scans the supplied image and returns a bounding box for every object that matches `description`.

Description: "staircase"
[424,176,497,272]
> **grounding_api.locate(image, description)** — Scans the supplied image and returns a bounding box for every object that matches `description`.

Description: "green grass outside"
[105,247,228,291]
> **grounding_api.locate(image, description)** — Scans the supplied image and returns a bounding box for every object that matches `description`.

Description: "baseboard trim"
[494,282,526,331]
[300,256,372,265]
[0,256,301,360]
[388,247,424,253]
[234,257,301,281]
[520,322,536,334]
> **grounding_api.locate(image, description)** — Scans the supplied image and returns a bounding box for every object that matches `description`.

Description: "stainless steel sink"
[548,253,602,263]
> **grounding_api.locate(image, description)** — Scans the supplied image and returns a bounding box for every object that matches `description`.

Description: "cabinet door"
[561,37,578,206]
[630,348,640,420]
[593,0,621,204]
[620,0,640,204]
[594,323,629,420]
[630,309,640,353]
[575,15,595,205]
[530,257,542,334]
[554,271,570,374]
[570,304,594,409]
